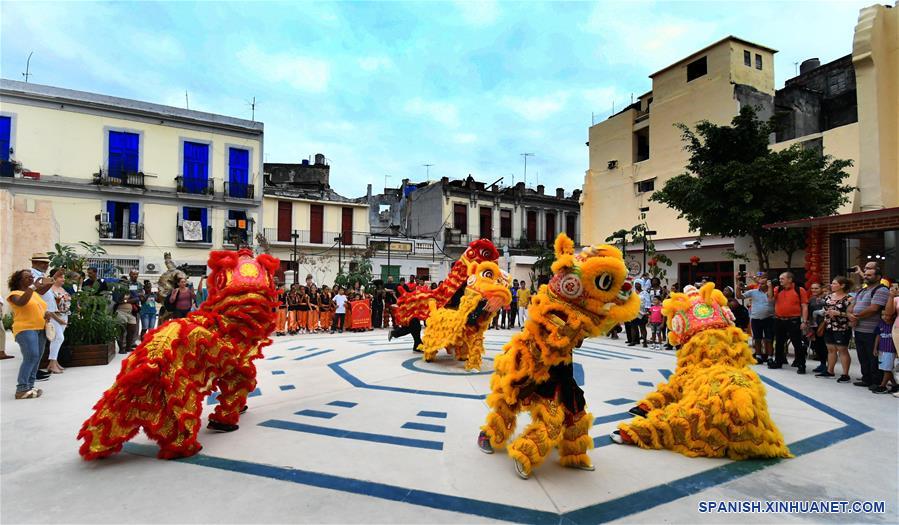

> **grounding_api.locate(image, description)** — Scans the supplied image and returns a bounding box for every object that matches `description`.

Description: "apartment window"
[277,201,292,242]
[103,201,139,239]
[0,115,11,162]
[182,141,210,193]
[341,207,353,243]
[226,210,250,245]
[636,179,655,193]
[686,56,707,82]
[526,210,537,242]
[310,204,324,244]
[565,214,577,241]
[545,212,556,244]
[181,206,209,243]
[479,207,493,240]
[634,127,650,162]
[500,209,512,238]
[755,53,763,70]
[744,50,751,66]
[228,147,250,198]
[453,203,468,235]
[108,131,139,179]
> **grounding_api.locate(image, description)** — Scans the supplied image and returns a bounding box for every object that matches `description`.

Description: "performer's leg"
[153,386,203,459]
[410,319,422,352]
[464,331,485,371]
[481,393,519,449]
[558,410,594,469]
[508,399,565,477]
[209,365,256,427]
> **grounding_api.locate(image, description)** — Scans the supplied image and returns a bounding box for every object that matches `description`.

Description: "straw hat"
[30,252,51,263]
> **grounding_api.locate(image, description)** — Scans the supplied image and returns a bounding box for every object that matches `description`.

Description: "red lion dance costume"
[394,239,499,327]
[78,249,280,460]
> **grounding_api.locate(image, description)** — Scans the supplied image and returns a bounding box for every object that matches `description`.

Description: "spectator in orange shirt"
[769,272,809,373]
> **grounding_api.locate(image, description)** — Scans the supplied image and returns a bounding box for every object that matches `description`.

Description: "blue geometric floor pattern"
[136,333,874,524]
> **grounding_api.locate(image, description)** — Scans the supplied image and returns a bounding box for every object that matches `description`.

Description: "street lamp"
[334,234,343,275]
[291,230,300,285]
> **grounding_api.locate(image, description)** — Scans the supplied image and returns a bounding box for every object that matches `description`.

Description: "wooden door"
[310,204,324,244]
[341,207,353,244]
[277,201,292,242]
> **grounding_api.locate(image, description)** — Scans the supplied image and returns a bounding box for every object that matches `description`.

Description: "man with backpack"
[769,272,809,374]
[848,265,890,388]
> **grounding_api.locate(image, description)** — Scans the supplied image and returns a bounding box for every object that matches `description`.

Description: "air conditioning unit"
[146,263,158,273]
[100,211,110,222]
[225,219,237,227]
[607,160,618,170]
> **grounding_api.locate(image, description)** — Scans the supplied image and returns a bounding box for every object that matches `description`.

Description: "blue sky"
[0,0,871,197]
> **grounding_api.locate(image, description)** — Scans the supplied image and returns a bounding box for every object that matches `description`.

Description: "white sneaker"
[610,430,624,444]
[513,459,530,480]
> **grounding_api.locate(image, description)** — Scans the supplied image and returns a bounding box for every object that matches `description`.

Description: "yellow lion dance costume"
[478,234,640,478]
[78,249,280,460]
[612,283,792,460]
[419,261,512,371]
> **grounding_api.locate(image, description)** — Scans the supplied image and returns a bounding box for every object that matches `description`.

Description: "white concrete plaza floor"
[1,328,897,524]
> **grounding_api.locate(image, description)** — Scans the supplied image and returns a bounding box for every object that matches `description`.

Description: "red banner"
[349,299,372,330]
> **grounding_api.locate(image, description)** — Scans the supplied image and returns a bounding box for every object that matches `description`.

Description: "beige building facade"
[0,79,263,287]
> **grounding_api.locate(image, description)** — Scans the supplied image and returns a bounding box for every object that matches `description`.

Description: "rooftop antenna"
[247,96,258,122]
[520,152,534,187]
[384,174,392,190]
[794,61,799,76]
[422,163,433,179]
[185,91,189,109]
[22,51,33,82]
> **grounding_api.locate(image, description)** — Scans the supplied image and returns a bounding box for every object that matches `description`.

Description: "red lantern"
[647,258,658,267]
[690,256,700,266]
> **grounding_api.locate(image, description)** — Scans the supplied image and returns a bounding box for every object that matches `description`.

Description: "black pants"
[810,333,827,362]
[775,318,806,366]
[625,320,639,344]
[332,313,346,332]
[854,330,880,385]
[391,318,422,351]
[372,304,383,328]
[509,304,519,328]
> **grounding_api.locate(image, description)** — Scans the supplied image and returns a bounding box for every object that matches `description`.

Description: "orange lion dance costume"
[394,239,499,327]
[78,249,280,460]
[612,283,792,460]
[478,234,640,478]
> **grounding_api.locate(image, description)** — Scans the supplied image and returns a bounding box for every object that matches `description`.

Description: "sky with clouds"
[0,0,873,197]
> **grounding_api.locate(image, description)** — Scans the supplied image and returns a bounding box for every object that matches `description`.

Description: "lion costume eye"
[594,273,613,291]
[481,269,494,279]
[480,249,490,258]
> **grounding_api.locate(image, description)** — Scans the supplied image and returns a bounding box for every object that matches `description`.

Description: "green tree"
[49,241,107,273]
[334,255,374,290]
[650,106,853,271]
[605,223,672,280]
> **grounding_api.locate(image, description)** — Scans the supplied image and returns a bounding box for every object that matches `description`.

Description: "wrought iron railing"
[224,181,255,199]
[95,169,146,188]
[175,175,214,195]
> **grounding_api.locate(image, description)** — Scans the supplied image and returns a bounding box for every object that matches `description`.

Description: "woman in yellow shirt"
[7,269,49,399]
[517,282,531,328]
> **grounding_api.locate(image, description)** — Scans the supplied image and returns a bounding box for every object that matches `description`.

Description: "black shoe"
[872,386,889,394]
[815,371,835,377]
[118,349,129,354]
[239,405,248,414]
[413,348,423,353]
[797,366,806,375]
[642,342,648,348]
[664,344,673,350]
[890,385,899,394]
[837,375,851,383]
[387,331,394,342]
[853,381,871,387]
[626,342,637,347]
[790,361,799,368]
[812,364,826,373]
[767,361,782,369]
[207,420,239,432]
[868,384,879,391]
[628,406,648,418]
[36,370,51,381]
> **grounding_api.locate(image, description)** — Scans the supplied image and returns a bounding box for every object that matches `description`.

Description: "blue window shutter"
[182,206,189,221]
[183,142,209,193]
[123,133,139,173]
[109,131,124,178]
[200,208,208,229]
[129,202,139,223]
[0,116,10,162]
[228,148,249,184]
[106,201,117,222]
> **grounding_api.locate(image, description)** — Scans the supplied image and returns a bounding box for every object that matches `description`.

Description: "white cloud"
[358,56,394,72]
[236,44,330,93]
[501,92,570,121]
[454,0,500,27]
[404,97,461,128]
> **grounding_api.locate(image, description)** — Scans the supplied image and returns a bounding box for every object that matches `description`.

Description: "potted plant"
[53,288,121,366]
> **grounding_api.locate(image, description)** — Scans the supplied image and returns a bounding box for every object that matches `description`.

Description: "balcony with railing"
[176,175,215,195]
[224,181,255,200]
[444,228,579,251]
[99,221,144,244]
[263,228,368,247]
[94,169,146,188]
[176,213,213,246]
[223,219,256,247]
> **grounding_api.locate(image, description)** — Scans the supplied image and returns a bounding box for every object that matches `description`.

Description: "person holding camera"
[168,277,196,319]
[737,273,775,364]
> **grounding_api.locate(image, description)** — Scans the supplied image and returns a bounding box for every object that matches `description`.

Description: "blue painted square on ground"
[604,398,635,406]
[638,381,654,387]
[280,385,296,391]
[402,422,446,433]
[272,370,286,375]
[417,411,447,419]
[328,400,358,408]
[295,409,338,419]
[630,367,644,372]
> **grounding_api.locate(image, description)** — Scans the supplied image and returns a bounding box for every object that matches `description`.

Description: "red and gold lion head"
[461,239,499,266]
[205,249,280,335]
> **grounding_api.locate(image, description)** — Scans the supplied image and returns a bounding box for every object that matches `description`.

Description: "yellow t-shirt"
[6,291,47,336]
[518,288,531,308]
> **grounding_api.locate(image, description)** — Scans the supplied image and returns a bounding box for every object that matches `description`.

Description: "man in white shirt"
[331,287,348,334]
